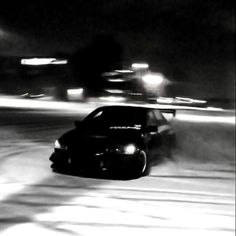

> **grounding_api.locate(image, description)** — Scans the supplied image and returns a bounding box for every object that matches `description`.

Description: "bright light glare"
[157,97,175,104]
[51,59,68,65]
[54,140,61,149]
[67,88,83,96]
[21,58,68,66]
[105,89,124,94]
[0,96,96,114]
[21,58,56,65]
[131,63,149,69]
[176,114,235,124]
[99,96,126,102]
[54,140,67,150]
[107,78,125,82]
[124,144,136,154]
[142,73,164,86]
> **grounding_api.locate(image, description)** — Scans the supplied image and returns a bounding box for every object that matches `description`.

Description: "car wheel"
[134,150,150,177]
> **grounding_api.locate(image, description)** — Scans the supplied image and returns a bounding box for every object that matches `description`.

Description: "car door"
[153,109,175,158]
[145,110,161,162]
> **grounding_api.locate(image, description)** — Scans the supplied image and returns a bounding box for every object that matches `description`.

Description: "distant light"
[21,58,56,65]
[142,73,164,86]
[51,59,68,65]
[21,58,68,66]
[99,96,126,102]
[115,70,134,73]
[190,99,207,104]
[175,97,207,104]
[128,92,143,96]
[102,72,119,77]
[131,63,149,69]
[67,88,83,96]
[105,89,124,94]
[107,78,125,82]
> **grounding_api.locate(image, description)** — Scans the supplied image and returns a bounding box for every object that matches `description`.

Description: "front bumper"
[50,149,142,173]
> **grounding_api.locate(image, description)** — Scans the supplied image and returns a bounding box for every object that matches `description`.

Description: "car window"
[147,111,157,126]
[153,110,168,126]
[85,107,146,128]
[83,109,105,127]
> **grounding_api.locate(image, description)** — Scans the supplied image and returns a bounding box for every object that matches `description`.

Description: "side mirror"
[145,125,158,133]
[74,120,82,129]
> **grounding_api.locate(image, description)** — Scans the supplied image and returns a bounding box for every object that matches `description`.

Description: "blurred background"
[0,0,235,108]
[0,2,235,235]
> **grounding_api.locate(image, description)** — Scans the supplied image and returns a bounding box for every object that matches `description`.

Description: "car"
[49,105,176,177]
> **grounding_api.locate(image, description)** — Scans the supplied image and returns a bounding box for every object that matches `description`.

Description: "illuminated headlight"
[123,144,137,155]
[54,140,67,150]
[108,144,137,155]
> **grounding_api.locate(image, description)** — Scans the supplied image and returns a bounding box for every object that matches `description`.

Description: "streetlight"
[142,73,164,86]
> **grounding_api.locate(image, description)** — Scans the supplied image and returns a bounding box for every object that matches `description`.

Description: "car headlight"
[108,143,137,155]
[54,140,67,150]
[123,144,137,155]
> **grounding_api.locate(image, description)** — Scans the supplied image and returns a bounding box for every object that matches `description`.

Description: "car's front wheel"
[133,150,150,177]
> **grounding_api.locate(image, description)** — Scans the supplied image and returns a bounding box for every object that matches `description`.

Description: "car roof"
[95,105,152,112]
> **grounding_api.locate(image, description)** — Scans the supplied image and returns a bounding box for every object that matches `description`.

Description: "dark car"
[50,105,176,177]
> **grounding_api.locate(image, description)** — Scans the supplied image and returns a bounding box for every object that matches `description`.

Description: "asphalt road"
[0,100,235,236]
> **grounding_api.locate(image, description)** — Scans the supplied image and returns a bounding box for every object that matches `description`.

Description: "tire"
[134,150,150,177]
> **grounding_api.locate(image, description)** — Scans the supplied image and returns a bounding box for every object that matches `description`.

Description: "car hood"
[59,127,143,146]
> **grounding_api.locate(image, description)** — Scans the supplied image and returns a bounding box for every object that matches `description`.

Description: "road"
[0,98,235,236]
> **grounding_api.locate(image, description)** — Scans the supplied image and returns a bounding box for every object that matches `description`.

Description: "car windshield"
[85,107,147,130]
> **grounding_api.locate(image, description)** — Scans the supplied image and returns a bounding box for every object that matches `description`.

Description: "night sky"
[0,0,235,99]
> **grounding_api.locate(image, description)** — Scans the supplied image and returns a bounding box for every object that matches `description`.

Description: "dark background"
[0,0,235,101]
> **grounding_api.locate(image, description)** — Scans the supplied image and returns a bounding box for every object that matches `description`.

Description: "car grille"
[69,136,108,156]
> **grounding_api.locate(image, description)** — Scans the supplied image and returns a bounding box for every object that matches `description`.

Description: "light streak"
[0,96,96,114]
[98,96,127,102]
[105,89,124,94]
[176,113,235,124]
[107,78,125,82]
[21,58,68,66]
[175,97,207,104]
[131,63,149,69]
[115,70,134,73]
[0,96,234,124]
